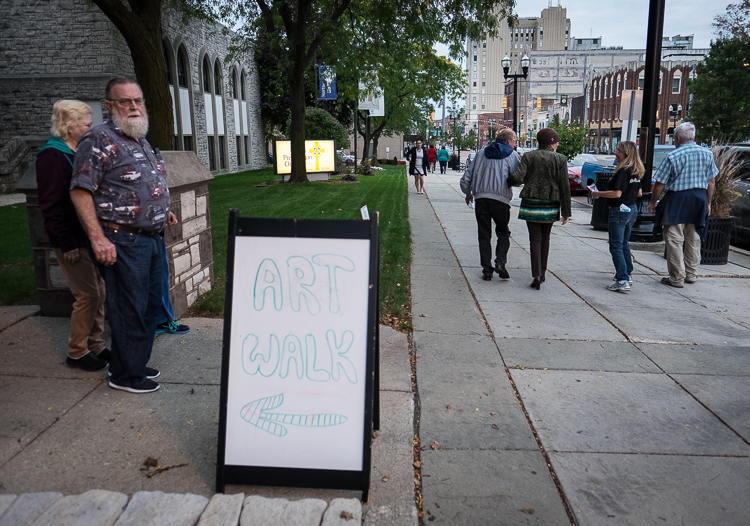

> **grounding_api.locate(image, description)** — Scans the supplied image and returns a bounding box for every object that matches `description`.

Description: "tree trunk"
[90,0,173,151]
[288,48,309,183]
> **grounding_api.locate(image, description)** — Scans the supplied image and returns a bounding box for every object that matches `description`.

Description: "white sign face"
[275,140,336,174]
[225,236,371,471]
[359,79,385,116]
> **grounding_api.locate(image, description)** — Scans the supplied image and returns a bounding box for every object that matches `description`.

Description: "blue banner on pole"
[318,66,337,100]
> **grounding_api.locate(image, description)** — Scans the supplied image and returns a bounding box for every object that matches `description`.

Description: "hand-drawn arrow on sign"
[240,393,348,437]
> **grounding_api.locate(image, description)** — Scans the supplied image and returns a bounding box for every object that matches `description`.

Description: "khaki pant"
[54,248,106,358]
[663,223,701,285]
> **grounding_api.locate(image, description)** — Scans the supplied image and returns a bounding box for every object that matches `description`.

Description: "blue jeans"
[439,160,447,173]
[158,236,175,325]
[98,227,162,387]
[608,207,638,281]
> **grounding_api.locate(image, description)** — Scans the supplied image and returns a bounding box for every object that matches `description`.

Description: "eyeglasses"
[107,98,145,107]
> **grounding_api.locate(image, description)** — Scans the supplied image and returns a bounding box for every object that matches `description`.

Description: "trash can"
[590,171,614,230]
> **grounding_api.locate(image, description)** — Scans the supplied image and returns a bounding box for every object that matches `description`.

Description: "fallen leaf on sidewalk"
[143,457,158,468]
[381,476,390,482]
[430,441,441,450]
[413,461,421,468]
[492,424,499,430]
[446,404,452,409]
[340,511,354,520]
[521,508,535,514]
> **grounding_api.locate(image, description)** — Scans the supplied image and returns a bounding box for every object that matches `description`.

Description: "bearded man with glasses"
[70,77,170,393]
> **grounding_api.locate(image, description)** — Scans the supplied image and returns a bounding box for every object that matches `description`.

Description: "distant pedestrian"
[427,143,437,173]
[36,100,108,371]
[71,76,170,393]
[461,129,520,281]
[406,140,429,195]
[508,128,571,290]
[591,141,644,293]
[647,122,717,287]
[437,145,450,174]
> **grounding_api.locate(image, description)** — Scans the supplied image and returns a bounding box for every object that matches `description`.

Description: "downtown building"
[0,0,266,192]
[465,3,571,146]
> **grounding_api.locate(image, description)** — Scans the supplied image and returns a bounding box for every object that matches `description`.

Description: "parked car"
[725,144,750,246]
[567,154,606,193]
[336,150,354,166]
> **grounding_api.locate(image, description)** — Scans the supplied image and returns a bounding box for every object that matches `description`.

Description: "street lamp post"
[502,54,530,137]
[669,103,682,144]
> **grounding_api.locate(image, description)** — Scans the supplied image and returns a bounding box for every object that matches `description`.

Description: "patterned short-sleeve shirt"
[71,119,170,232]
[652,142,719,192]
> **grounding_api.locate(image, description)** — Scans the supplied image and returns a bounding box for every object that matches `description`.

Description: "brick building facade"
[0,0,265,191]
[584,60,700,153]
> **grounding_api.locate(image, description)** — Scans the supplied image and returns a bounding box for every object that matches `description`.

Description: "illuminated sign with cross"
[273,140,336,175]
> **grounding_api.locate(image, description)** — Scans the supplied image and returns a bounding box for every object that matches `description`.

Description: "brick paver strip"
[195,493,244,526]
[113,491,208,526]
[0,492,61,526]
[240,496,327,526]
[28,490,127,526]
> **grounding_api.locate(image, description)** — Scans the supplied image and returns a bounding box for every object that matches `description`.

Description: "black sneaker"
[65,352,107,372]
[156,320,190,334]
[482,273,493,281]
[108,367,160,379]
[94,348,111,362]
[494,266,510,279]
[108,379,160,393]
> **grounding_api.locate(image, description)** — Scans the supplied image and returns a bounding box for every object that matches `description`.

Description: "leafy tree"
[284,107,349,147]
[714,0,750,40]
[687,38,750,142]
[548,115,588,160]
[211,0,515,182]
[89,1,212,151]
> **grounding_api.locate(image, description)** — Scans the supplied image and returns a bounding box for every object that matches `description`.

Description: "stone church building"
[0,0,266,191]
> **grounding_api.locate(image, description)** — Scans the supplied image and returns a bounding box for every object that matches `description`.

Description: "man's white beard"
[113,112,149,139]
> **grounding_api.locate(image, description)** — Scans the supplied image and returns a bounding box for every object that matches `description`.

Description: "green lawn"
[0,165,413,328]
[0,203,37,305]
[192,165,412,328]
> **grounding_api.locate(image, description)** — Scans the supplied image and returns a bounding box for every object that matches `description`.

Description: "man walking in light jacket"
[460,128,521,281]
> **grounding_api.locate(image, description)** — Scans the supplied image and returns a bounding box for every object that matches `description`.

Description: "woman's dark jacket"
[508,147,572,218]
[406,146,429,175]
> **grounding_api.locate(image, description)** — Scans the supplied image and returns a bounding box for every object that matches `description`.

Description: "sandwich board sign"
[216,210,379,495]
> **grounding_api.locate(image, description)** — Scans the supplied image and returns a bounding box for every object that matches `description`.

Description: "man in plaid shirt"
[647,122,718,287]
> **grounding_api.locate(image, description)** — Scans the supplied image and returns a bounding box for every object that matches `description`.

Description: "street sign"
[217,212,379,494]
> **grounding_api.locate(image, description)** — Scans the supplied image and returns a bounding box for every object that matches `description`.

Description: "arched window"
[163,41,178,149]
[604,79,609,99]
[638,71,645,90]
[177,48,188,88]
[202,55,216,170]
[231,66,242,166]
[176,45,194,151]
[202,56,211,93]
[213,59,227,170]
[616,74,621,96]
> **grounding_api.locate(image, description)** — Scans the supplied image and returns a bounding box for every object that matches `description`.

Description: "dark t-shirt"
[606,167,641,208]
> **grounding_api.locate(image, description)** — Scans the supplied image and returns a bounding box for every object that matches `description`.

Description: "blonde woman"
[36,100,108,370]
[591,141,645,293]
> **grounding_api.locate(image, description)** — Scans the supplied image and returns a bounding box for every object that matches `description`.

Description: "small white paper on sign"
[360,205,370,220]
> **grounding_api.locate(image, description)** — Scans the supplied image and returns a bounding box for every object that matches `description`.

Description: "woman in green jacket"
[436,145,450,174]
[508,128,571,289]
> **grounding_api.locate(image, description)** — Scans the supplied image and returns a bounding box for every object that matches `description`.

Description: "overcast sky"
[524,0,723,49]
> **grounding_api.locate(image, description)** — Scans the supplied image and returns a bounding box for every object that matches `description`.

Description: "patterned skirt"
[518,198,560,223]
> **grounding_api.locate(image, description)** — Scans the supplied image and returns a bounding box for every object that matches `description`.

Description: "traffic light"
[502,97,507,109]
[545,112,549,120]
[520,114,524,122]
[536,97,542,109]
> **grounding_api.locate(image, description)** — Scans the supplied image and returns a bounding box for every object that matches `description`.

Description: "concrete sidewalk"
[411,172,750,525]
[0,308,417,525]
